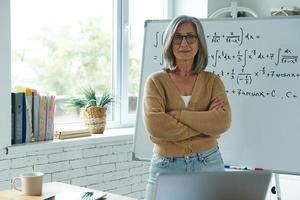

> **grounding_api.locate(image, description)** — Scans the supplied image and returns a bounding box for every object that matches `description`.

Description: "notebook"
[154,170,272,200]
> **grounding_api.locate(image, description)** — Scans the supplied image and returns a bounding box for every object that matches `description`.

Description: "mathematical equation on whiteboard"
[206,28,260,46]
[149,27,299,96]
[151,27,263,65]
[209,48,298,68]
[211,67,300,85]
[150,29,299,68]
[226,88,297,100]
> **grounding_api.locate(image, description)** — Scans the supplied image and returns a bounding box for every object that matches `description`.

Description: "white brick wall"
[0,159,10,170]
[0,130,149,200]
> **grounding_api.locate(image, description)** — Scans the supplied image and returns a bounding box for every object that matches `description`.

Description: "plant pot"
[80,106,107,134]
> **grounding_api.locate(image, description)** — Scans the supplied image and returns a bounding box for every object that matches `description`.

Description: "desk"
[0,182,137,200]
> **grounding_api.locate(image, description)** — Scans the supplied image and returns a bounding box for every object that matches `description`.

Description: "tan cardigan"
[143,70,231,157]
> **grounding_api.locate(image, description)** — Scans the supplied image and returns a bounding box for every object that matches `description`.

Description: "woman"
[143,15,231,199]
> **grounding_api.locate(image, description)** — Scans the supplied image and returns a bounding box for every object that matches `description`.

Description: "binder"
[13,92,25,144]
[11,93,15,144]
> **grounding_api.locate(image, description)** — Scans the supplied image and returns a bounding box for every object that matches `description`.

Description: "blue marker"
[224,164,248,170]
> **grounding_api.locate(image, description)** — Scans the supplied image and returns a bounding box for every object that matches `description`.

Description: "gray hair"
[163,15,208,74]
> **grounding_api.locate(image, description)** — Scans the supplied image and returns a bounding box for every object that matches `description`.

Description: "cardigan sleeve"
[179,75,231,136]
[143,76,200,142]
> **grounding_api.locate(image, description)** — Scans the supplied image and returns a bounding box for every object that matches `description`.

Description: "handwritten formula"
[148,24,299,100]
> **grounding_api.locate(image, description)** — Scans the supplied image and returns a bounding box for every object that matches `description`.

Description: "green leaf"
[65,87,114,108]
[83,87,97,106]
[65,97,88,108]
[98,91,114,107]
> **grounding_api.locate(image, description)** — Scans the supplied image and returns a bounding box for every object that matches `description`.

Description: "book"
[24,87,34,142]
[32,89,40,142]
[55,128,90,135]
[12,92,25,144]
[54,129,91,139]
[38,93,48,141]
[15,86,34,143]
[21,92,26,143]
[11,93,15,144]
[45,94,56,141]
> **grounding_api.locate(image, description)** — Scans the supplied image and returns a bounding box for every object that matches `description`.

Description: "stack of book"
[11,87,56,144]
[54,129,91,139]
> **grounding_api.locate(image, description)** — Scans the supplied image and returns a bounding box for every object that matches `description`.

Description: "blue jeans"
[144,146,224,200]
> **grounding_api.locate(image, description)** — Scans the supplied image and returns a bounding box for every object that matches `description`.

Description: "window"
[10,0,169,130]
[11,0,113,126]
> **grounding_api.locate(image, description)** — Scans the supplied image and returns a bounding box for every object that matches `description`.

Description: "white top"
[181,95,191,107]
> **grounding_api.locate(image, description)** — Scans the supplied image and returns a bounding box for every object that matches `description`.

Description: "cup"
[12,172,44,196]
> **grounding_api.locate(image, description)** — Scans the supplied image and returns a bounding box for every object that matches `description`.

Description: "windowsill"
[6,127,135,155]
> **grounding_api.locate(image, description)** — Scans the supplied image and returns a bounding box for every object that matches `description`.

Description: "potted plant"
[67,87,114,134]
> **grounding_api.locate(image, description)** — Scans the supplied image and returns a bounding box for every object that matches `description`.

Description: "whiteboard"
[133,16,300,174]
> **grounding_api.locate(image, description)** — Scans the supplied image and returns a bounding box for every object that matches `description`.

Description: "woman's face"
[172,22,199,62]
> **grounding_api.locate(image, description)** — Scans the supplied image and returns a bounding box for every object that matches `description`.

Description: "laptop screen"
[154,171,272,200]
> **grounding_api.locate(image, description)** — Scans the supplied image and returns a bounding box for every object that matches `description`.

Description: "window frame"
[114,0,136,127]
[114,0,172,128]
[109,0,136,128]
[0,0,11,149]
[1,0,173,148]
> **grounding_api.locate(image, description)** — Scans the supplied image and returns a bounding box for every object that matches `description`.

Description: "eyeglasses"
[172,34,198,44]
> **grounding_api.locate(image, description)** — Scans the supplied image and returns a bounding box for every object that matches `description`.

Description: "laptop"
[153,171,272,200]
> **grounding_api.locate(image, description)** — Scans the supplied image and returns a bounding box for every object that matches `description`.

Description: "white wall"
[171,0,300,18]
[207,0,300,17]
[172,1,300,199]
[0,133,149,200]
[173,0,208,18]
[0,0,11,149]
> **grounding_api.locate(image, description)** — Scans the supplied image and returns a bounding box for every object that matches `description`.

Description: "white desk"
[0,182,137,200]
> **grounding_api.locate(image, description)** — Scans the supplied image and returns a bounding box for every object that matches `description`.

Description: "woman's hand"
[209,98,225,110]
[167,110,181,120]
